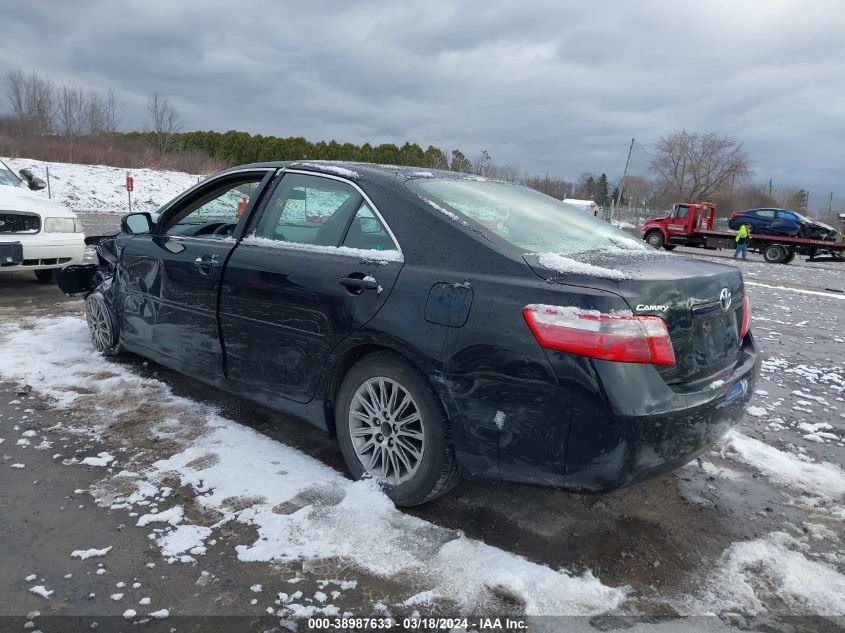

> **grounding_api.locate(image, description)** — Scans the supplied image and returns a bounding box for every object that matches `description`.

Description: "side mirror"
[17,169,46,191]
[121,212,153,235]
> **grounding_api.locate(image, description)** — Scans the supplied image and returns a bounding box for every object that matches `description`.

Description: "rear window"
[407,178,648,255]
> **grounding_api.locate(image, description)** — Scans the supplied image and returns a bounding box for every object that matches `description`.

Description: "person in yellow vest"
[733,223,750,260]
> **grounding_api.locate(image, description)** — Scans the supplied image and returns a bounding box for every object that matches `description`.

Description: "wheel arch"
[321,336,436,436]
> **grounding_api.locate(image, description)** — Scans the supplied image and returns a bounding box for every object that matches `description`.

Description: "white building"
[563,198,601,215]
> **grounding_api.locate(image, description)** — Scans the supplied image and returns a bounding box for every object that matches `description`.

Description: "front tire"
[645,230,665,248]
[335,352,460,506]
[34,269,56,284]
[85,292,120,355]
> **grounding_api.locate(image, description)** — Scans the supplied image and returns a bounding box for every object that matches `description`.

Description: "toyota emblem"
[720,288,732,311]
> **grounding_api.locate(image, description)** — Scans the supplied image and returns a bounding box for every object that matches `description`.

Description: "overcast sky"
[2,1,843,210]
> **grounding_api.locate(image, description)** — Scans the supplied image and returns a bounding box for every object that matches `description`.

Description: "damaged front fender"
[56,234,119,297]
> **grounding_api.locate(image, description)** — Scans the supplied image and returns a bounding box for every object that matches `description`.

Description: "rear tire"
[335,352,460,506]
[762,244,787,264]
[645,230,665,248]
[782,249,796,264]
[34,269,55,284]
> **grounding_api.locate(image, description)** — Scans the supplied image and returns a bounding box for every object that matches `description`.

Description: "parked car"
[58,161,759,505]
[0,159,85,282]
[728,207,838,241]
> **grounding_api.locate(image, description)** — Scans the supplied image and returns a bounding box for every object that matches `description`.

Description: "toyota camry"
[58,161,759,506]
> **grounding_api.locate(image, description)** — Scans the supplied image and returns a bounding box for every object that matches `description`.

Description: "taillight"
[523,304,676,366]
[740,295,750,339]
[730,212,742,218]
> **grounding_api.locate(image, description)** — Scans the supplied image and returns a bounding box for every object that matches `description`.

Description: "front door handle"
[338,275,378,294]
[193,255,220,273]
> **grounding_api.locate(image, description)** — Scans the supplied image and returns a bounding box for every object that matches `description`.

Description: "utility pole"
[829,192,834,213]
[611,137,634,223]
[768,179,772,198]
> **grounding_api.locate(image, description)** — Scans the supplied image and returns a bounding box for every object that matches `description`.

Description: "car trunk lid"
[524,249,745,385]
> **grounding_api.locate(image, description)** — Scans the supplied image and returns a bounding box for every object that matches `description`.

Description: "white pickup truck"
[0,159,85,283]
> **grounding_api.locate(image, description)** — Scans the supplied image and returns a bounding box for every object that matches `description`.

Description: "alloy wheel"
[85,294,114,352]
[348,376,425,485]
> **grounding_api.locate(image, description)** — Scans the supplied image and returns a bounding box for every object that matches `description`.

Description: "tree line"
[2,68,837,220]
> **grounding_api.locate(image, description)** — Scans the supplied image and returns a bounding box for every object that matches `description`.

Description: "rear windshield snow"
[407,178,650,256]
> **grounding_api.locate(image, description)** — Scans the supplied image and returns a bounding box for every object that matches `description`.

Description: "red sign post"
[125,172,134,212]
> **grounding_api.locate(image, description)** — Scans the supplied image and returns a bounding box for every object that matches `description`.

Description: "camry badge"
[636,304,668,312]
[720,288,732,311]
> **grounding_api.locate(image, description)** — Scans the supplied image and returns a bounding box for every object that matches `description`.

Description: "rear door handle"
[338,276,378,293]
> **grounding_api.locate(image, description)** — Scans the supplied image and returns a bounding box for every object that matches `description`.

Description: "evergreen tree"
[596,173,609,207]
[585,176,596,200]
[449,149,472,173]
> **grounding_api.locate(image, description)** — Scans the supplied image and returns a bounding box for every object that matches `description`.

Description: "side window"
[253,174,361,246]
[776,211,796,221]
[342,203,396,251]
[162,177,264,239]
[756,210,775,219]
[674,205,689,219]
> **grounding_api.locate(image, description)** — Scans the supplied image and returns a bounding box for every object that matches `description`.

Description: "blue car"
[728,208,837,241]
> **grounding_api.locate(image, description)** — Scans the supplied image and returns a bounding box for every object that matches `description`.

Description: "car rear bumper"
[0,234,85,270]
[443,331,760,493]
[560,333,759,493]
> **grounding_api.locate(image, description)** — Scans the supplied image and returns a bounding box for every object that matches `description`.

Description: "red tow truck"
[641,202,845,264]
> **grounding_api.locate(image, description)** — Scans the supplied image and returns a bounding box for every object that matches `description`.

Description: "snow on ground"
[2,156,201,215]
[70,546,113,560]
[0,315,628,616]
[699,531,845,615]
[721,430,845,502]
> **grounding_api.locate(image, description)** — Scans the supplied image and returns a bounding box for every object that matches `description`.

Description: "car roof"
[215,160,490,188]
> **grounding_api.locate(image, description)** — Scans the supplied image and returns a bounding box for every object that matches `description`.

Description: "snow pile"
[0,315,627,617]
[29,586,53,599]
[701,531,845,615]
[722,431,845,502]
[70,546,113,560]
[2,156,201,215]
[151,418,627,614]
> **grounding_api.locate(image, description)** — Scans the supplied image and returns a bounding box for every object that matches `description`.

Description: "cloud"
[1,0,843,207]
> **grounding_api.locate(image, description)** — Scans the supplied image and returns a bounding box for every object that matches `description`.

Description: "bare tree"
[57,83,85,162]
[5,69,54,134]
[650,130,751,202]
[104,88,122,134]
[147,92,182,153]
[472,149,493,177]
[85,89,108,136]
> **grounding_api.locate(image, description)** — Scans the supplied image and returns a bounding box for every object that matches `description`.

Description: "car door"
[773,210,800,236]
[667,204,690,238]
[750,209,775,233]
[119,169,275,379]
[219,170,404,403]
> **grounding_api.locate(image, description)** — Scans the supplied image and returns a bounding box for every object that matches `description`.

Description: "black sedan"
[58,162,759,506]
[728,207,838,241]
